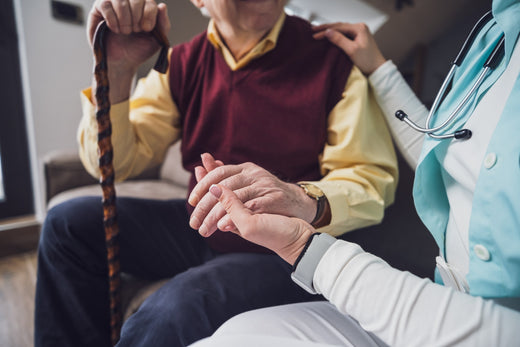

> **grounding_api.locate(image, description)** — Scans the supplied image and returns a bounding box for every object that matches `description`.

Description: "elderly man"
[34,0,397,346]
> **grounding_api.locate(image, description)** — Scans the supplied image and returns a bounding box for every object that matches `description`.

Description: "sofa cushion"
[47,180,188,210]
[159,141,191,186]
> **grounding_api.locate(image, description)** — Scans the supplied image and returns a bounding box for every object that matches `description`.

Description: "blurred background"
[0,0,491,345]
[1,0,489,239]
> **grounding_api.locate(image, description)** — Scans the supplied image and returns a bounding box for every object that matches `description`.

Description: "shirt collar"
[206,12,286,70]
[492,0,520,62]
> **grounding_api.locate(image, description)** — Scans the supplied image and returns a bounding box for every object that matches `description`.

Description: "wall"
[369,0,491,65]
[286,0,388,32]
[14,0,208,220]
[417,2,491,104]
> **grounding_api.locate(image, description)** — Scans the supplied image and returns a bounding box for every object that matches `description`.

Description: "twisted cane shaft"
[92,21,121,346]
[92,20,170,346]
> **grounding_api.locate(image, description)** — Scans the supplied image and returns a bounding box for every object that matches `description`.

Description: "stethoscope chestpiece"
[454,129,472,140]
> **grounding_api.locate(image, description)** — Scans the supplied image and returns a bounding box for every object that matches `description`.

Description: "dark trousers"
[35,196,317,347]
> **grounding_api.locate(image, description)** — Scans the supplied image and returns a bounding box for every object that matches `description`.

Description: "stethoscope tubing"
[428,66,489,138]
[395,11,505,141]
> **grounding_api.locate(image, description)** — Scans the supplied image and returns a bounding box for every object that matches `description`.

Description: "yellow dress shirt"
[78,13,398,237]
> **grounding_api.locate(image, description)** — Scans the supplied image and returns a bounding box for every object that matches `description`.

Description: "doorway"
[0,0,34,220]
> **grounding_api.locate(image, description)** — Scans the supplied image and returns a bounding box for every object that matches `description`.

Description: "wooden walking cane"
[92,20,170,346]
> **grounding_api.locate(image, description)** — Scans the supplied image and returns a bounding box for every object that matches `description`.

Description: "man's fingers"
[128,0,144,31]
[188,152,222,205]
[201,153,222,172]
[94,1,120,34]
[140,0,157,31]
[209,185,253,232]
[191,181,257,235]
[188,163,242,206]
[156,2,171,36]
[87,10,104,46]
[112,0,133,34]
[194,166,207,182]
[189,190,219,229]
[88,0,166,45]
[195,154,224,182]
[197,202,226,237]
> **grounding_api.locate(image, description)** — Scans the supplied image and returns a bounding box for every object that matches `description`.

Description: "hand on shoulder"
[313,22,386,75]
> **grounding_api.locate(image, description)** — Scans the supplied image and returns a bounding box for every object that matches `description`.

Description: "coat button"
[474,244,491,261]
[483,153,497,169]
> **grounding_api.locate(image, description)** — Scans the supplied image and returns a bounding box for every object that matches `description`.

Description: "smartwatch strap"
[291,233,336,294]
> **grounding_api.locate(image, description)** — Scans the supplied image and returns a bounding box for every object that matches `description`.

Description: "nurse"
[189,0,520,346]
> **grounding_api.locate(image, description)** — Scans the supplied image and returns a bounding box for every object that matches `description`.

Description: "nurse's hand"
[209,184,314,265]
[313,22,386,75]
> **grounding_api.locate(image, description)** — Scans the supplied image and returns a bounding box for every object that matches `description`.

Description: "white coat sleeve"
[368,61,428,170]
[313,240,520,347]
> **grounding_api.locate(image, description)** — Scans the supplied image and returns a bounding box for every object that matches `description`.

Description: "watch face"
[302,184,324,199]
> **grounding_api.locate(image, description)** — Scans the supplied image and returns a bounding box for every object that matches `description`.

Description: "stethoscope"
[395,11,505,140]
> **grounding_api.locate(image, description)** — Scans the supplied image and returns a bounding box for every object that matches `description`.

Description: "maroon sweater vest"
[169,15,353,253]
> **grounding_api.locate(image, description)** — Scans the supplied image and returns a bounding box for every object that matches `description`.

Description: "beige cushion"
[160,141,192,186]
[47,180,188,210]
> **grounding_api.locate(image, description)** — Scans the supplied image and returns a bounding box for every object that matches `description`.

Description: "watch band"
[311,197,331,229]
[311,195,325,225]
[291,232,336,294]
[298,183,331,229]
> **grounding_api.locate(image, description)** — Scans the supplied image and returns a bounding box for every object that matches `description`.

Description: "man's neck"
[216,25,271,61]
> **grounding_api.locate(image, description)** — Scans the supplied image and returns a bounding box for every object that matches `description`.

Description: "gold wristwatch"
[298,183,331,228]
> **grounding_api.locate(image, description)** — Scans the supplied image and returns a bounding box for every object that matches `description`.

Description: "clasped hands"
[188,153,316,265]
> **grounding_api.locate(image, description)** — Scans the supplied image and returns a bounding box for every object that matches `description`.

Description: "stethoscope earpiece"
[395,110,407,121]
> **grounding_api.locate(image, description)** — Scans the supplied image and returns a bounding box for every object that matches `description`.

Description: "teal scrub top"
[413,0,520,298]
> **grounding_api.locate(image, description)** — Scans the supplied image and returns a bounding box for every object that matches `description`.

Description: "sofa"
[43,141,438,320]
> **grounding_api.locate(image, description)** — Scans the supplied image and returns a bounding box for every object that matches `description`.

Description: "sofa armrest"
[43,150,97,203]
[43,150,161,202]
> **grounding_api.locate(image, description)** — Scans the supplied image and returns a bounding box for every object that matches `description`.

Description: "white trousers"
[190,301,387,347]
